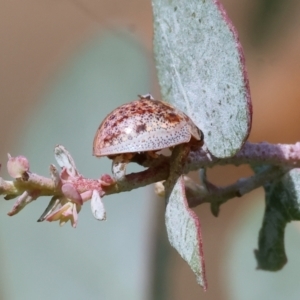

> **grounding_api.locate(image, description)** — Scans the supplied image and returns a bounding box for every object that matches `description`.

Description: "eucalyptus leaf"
[253,167,300,271]
[165,176,207,290]
[152,0,252,158]
[276,168,300,220]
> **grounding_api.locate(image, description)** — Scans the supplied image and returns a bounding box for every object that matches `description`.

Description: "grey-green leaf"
[152,0,252,158]
[165,176,207,290]
[253,167,300,271]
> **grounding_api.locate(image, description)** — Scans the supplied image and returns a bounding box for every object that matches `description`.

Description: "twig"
[0,142,299,225]
[185,165,288,216]
[188,142,300,170]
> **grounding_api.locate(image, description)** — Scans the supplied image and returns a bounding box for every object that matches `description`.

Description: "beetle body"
[93,96,202,159]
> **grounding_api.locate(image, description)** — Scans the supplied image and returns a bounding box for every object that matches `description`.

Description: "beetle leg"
[112,155,127,181]
[147,151,159,158]
[111,154,133,181]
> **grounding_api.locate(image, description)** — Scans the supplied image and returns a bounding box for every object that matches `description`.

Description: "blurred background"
[0,0,300,299]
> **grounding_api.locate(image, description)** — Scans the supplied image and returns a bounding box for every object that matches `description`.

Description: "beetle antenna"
[138,94,154,100]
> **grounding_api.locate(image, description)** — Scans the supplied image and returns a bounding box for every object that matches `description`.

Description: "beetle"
[93,94,203,179]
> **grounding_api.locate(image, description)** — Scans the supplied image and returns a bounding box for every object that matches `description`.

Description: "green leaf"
[277,169,300,220]
[152,0,252,158]
[165,176,207,290]
[253,167,300,271]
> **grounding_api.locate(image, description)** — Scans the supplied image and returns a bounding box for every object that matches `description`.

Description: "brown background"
[1,0,300,299]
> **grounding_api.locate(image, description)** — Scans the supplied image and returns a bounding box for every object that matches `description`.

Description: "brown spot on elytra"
[117,115,129,123]
[136,123,146,133]
[166,112,181,124]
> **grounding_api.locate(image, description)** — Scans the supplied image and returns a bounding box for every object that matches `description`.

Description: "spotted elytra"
[93,94,204,179]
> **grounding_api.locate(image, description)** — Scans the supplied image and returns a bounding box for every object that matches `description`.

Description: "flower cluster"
[2,146,115,228]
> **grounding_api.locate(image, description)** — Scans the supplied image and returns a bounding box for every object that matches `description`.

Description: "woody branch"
[0,141,299,213]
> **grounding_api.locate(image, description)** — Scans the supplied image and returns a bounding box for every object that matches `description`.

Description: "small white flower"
[91,190,106,221]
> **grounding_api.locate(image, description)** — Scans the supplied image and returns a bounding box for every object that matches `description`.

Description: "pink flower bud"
[61,183,83,205]
[7,154,30,179]
[99,174,115,186]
